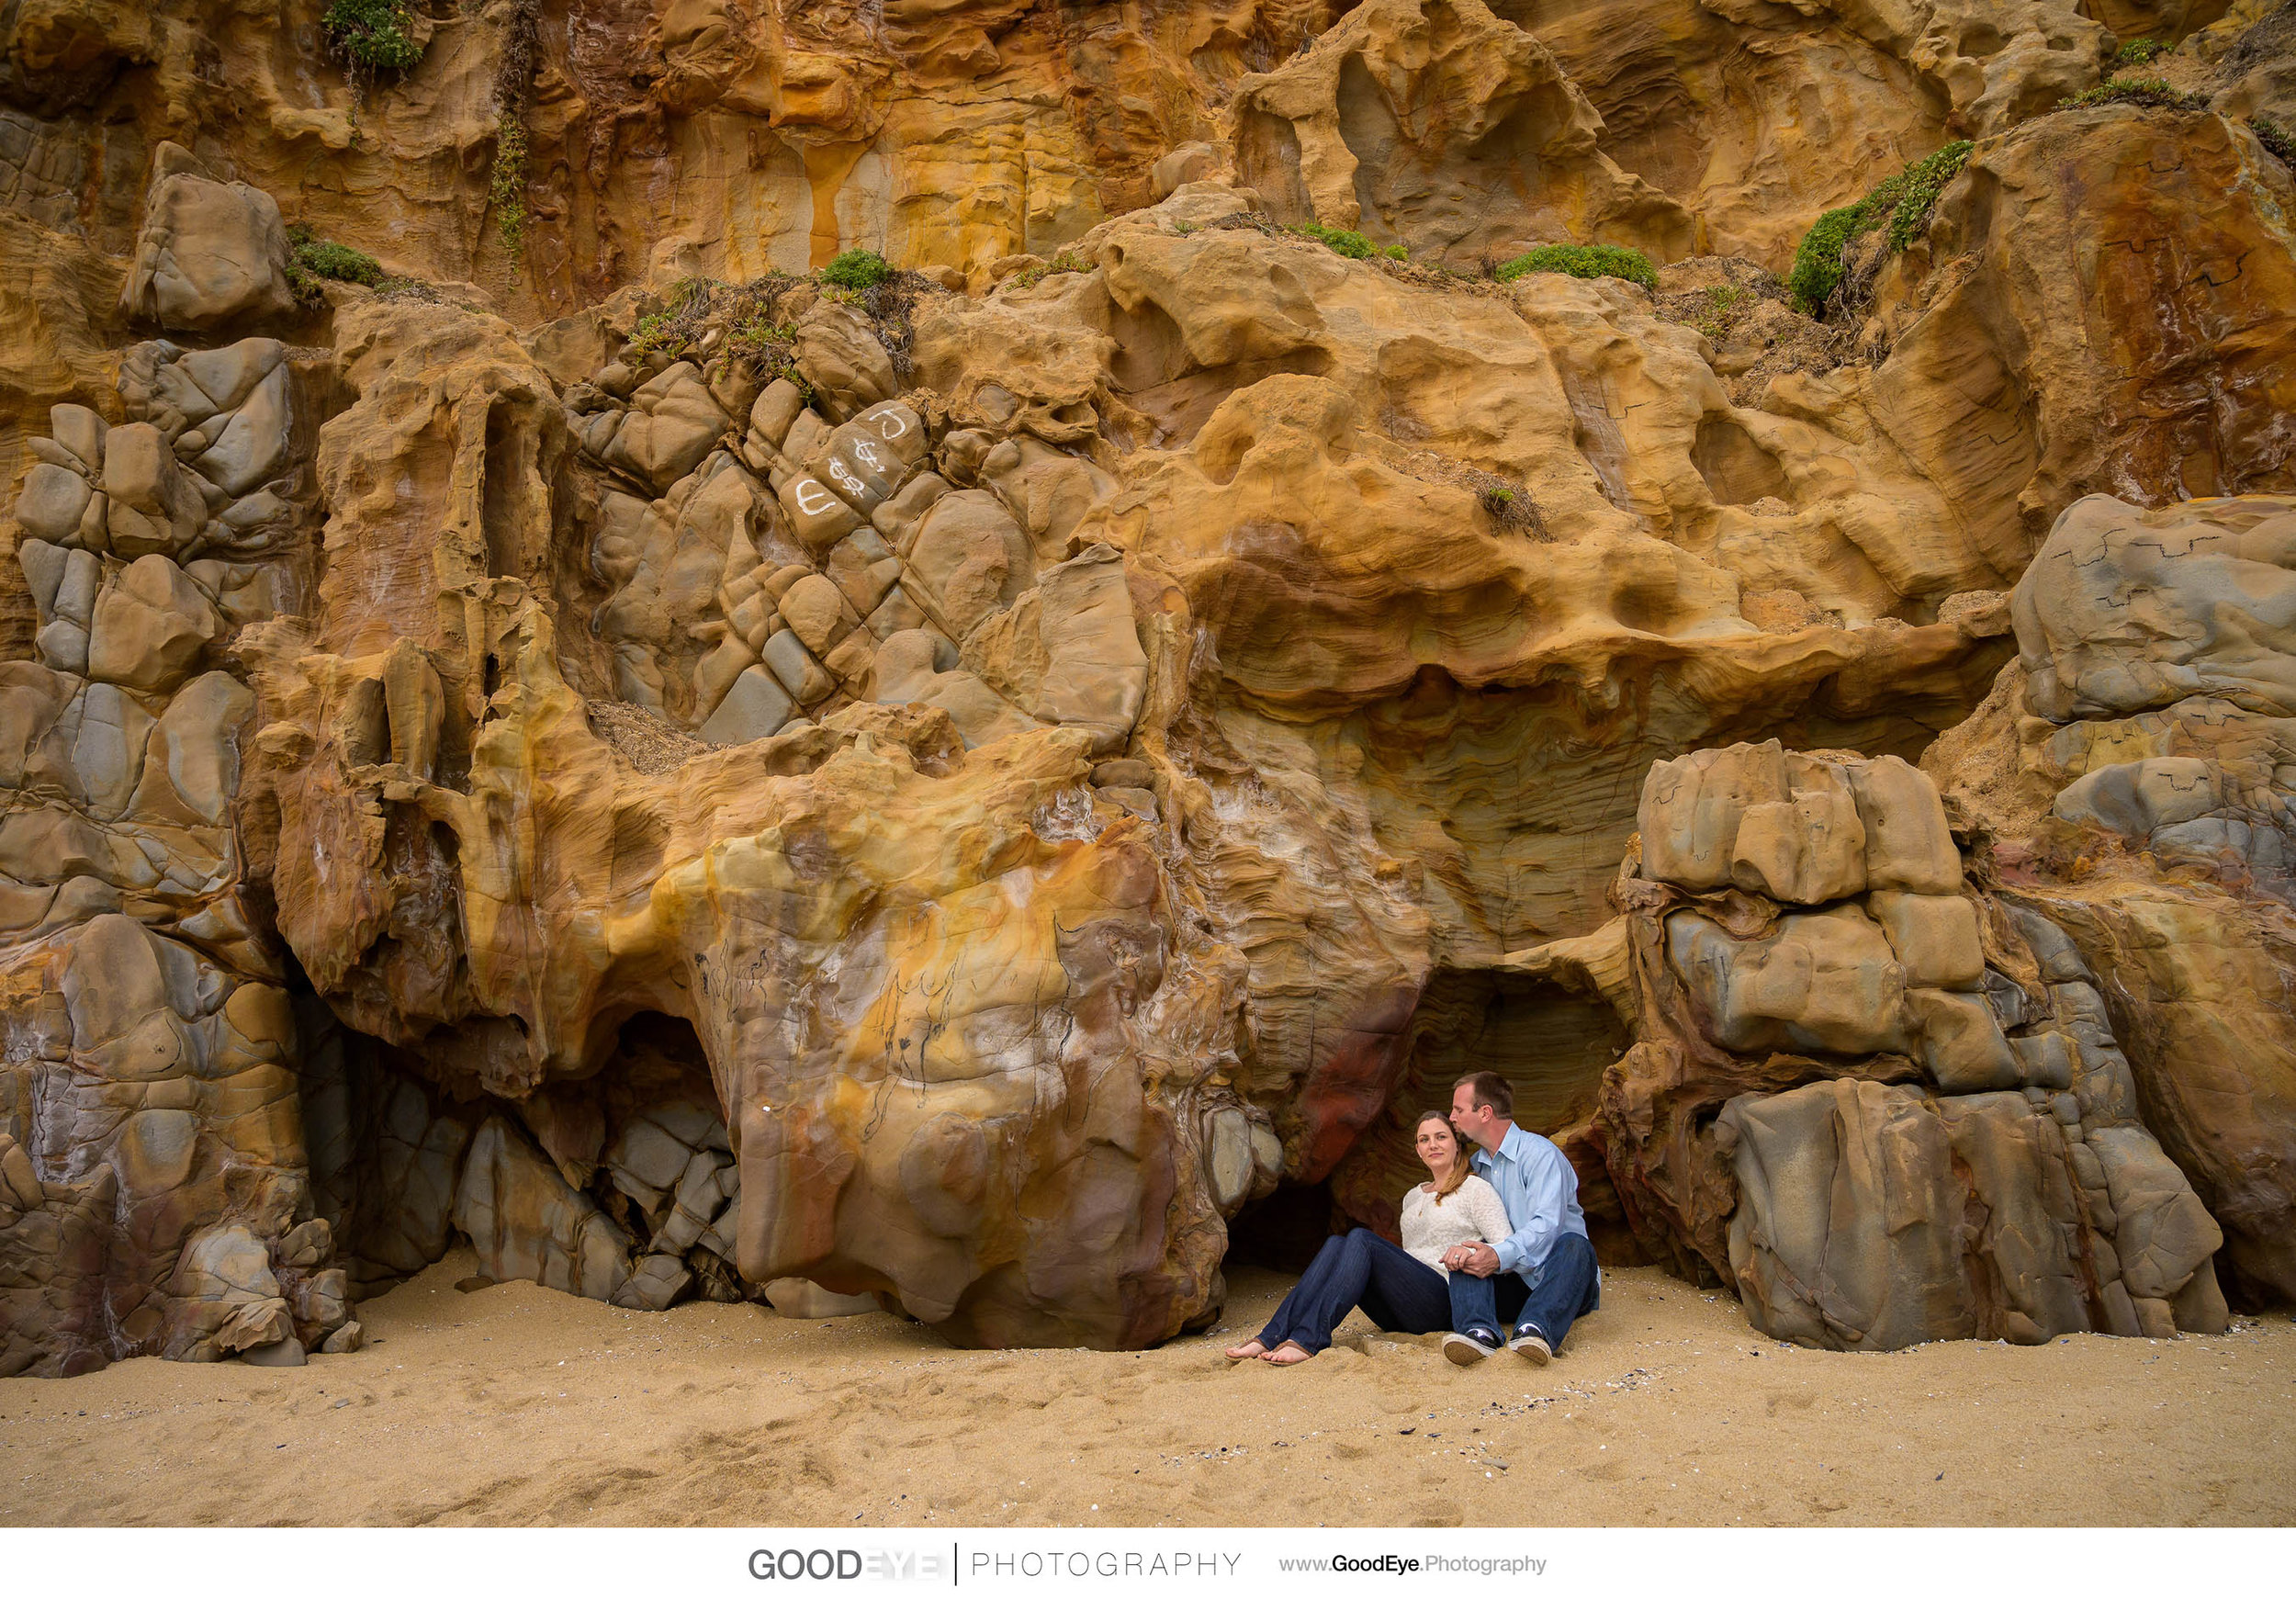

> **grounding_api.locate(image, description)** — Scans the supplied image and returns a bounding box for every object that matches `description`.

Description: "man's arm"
[1464,1182,1514,1262]
[1490,1143,1569,1278]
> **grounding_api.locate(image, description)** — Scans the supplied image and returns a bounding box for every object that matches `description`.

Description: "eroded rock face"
[0,326,333,1374]
[1859,108,2296,553]
[1232,0,1696,265]
[0,0,2159,336]
[1927,492,2296,1306]
[1501,740,2229,1348]
[118,147,297,332]
[0,915,341,1374]
[3,6,2295,1370]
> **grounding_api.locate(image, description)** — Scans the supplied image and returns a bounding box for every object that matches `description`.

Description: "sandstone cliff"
[2,0,2292,1371]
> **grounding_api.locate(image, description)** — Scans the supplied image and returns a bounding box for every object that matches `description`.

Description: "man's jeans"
[1255,1228,1452,1355]
[1447,1233,1601,1350]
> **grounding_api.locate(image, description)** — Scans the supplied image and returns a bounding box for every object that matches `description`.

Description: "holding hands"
[1442,1241,1500,1278]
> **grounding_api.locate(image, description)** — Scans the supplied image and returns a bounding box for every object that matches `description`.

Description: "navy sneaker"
[1442,1330,1501,1367]
[1508,1323,1552,1365]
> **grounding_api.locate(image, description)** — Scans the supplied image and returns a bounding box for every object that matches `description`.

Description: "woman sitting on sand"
[1225,1110,1512,1366]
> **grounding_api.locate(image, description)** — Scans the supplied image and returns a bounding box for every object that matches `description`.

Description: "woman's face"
[1415,1119,1459,1177]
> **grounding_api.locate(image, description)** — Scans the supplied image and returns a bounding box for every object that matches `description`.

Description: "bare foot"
[1223,1339,1267,1361]
[1264,1341,1314,1366]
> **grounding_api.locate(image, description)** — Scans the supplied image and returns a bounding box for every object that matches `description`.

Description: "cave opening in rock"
[295,1001,759,1314]
[1221,965,1645,1290]
[1327,965,1641,1265]
[1225,1178,1344,1276]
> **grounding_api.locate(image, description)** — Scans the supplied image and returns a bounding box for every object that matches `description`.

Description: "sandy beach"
[4,1250,2290,1527]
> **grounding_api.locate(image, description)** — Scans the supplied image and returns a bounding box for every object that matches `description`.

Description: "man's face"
[1450,1081,1496,1150]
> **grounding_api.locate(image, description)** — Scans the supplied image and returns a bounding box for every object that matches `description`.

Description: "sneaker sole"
[1510,1338,1551,1366]
[1442,1336,1492,1368]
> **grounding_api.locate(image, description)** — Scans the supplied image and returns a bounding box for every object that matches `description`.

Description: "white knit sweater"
[1398,1175,1513,1277]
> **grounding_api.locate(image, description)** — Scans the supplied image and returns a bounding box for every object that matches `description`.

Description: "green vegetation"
[2256,113,2296,167]
[1495,243,1659,291]
[1692,283,1750,340]
[1288,220,1406,261]
[619,273,827,399]
[611,266,912,398]
[1010,250,1091,289]
[1785,140,1972,315]
[322,0,423,74]
[625,279,707,359]
[1474,479,1545,534]
[734,313,812,400]
[2113,38,2167,68]
[1787,204,1871,314]
[485,0,537,256]
[731,313,798,352]
[284,224,387,299]
[489,114,528,252]
[2062,75,2209,112]
[819,249,894,290]
[1291,221,1375,258]
[1882,141,1975,252]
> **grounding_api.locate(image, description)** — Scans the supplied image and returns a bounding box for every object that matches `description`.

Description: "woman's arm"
[1397,1185,1424,1250]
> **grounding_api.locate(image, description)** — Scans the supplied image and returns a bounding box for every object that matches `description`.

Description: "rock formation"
[1514,740,2227,1346]
[2,0,2293,1371]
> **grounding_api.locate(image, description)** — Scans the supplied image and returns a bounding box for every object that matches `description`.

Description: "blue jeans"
[1447,1233,1601,1350]
[1255,1228,1452,1355]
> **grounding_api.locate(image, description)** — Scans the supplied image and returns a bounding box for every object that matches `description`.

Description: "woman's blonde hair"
[1415,1110,1472,1204]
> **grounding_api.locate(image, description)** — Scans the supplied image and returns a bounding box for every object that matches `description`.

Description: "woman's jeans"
[1446,1233,1602,1350]
[1255,1228,1451,1354]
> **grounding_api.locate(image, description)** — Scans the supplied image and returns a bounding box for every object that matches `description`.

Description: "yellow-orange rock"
[2,3,2294,1375]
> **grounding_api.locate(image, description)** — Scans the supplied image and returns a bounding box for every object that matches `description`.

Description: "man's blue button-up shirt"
[1470,1123,1595,1295]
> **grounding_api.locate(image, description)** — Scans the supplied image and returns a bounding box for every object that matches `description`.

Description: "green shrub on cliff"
[1009,251,1092,289]
[490,114,529,252]
[1495,244,1658,291]
[820,249,894,290]
[1882,141,1975,252]
[1291,221,1372,258]
[487,0,539,255]
[284,225,386,300]
[2256,113,2296,167]
[1786,203,1872,314]
[2113,38,2167,68]
[1785,140,1973,315]
[323,0,424,74]
[1284,220,1409,260]
[2063,75,2209,112]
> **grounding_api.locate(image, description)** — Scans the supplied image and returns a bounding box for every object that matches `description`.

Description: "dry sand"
[5,1249,2291,1527]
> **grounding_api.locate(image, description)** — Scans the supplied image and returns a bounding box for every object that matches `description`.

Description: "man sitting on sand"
[1437,1071,1601,1368]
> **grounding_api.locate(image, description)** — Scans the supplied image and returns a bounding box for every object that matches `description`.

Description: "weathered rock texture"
[1926,492,2296,1307]
[1512,742,2227,1346]
[2,0,2293,1369]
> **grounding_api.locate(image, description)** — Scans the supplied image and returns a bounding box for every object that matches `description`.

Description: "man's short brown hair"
[1455,1071,1513,1120]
